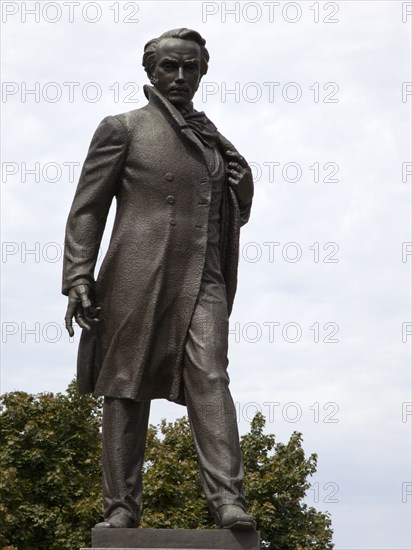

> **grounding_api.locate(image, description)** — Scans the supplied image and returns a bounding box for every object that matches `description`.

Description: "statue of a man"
[63,28,255,531]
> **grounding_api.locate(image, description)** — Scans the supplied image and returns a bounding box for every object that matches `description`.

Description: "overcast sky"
[1,1,411,547]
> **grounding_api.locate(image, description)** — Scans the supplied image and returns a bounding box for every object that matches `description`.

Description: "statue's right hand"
[64,284,101,337]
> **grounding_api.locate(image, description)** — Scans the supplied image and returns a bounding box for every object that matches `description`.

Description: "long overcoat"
[62,85,253,405]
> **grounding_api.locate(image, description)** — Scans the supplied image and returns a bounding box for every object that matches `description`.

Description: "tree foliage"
[0,381,333,549]
[0,381,102,550]
[241,413,334,549]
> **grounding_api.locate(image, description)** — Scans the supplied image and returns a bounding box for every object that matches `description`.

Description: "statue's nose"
[176,67,185,82]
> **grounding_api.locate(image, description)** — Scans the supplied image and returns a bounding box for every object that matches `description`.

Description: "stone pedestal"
[81,528,260,550]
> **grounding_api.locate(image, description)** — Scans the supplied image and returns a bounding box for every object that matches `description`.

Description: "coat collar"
[144,84,190,131]
[143,85,241,175]
[144,85,218,165]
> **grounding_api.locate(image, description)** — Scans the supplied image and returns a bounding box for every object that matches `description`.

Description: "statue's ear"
[148,74,158,86]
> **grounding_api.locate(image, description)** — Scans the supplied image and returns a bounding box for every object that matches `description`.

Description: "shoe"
[218,504,256,531]
[94,511,137,528]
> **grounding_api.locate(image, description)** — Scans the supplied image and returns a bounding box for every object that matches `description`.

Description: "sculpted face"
[151,37,202,107]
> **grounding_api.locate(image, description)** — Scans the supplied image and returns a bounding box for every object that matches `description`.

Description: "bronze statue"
[63,28,255,531]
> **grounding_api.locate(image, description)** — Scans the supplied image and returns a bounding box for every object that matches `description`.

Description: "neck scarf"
[179,102,218,149]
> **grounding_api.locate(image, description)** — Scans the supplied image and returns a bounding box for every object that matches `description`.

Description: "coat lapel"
[144,85,211,169]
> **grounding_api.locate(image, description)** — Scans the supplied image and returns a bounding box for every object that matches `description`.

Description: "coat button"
[170,219,176,226]
[200,177,208,184]
[166,173,174,181]
[166,195,175,204]
[198,200,208,206]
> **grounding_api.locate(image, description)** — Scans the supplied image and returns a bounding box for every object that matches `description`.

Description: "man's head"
[142,28,209,107]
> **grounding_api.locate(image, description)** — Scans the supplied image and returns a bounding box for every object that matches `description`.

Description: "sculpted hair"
[142,28,209,82]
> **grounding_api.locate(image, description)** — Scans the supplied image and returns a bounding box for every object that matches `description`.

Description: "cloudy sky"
[1,1,411,547]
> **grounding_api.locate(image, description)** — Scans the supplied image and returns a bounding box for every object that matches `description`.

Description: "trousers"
[101,272,247,525]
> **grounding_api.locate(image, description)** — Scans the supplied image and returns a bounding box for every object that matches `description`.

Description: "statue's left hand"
[225,150,253,207]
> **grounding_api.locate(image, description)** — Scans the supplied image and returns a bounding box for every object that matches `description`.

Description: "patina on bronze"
[63,28,255,531]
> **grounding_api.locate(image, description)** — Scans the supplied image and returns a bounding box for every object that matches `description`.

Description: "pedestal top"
[85,528,260,550]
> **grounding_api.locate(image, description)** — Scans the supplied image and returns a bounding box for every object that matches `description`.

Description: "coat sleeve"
[62,115,128,296]
[238,201,252,227]
[217,132,253,227]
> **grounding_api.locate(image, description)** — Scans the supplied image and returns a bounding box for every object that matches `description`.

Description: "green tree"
[0,381,102,550]
[0,382,333,549]
[241,413,334,549]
